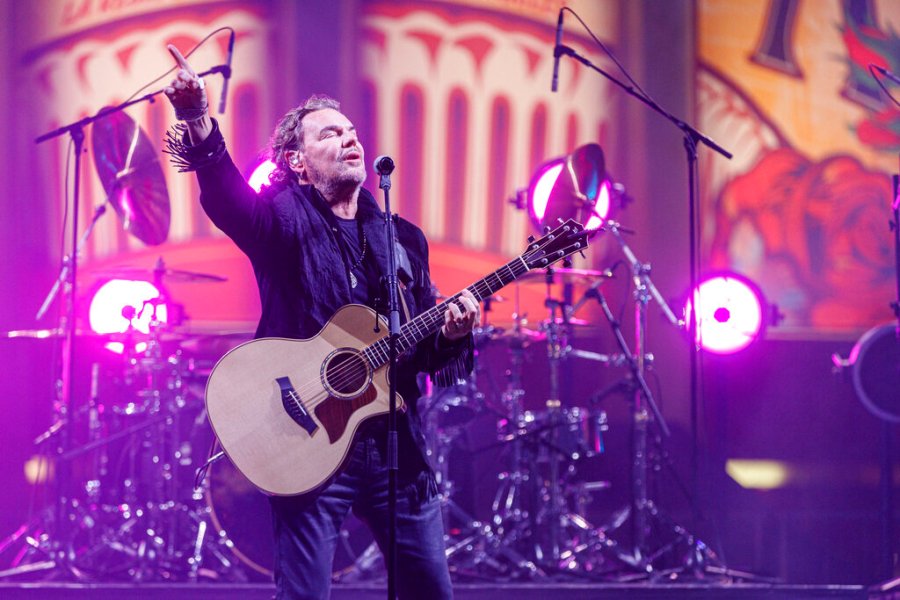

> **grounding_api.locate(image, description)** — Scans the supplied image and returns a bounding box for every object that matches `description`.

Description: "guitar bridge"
[276,376,318,436]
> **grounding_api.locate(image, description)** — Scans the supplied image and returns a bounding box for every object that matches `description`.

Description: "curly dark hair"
[268,94,341,185]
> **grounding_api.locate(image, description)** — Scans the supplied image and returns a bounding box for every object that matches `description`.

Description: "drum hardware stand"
[4,83,171,581]
[0,204,116,583]
[411,311,542,580]
[487,279,620,579]
[418,319,542,581]
[589,220,727,580]
[538,278,576,569]
[528,267,612,575]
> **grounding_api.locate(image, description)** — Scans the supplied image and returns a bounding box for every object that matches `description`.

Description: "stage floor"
[0,582,883,599]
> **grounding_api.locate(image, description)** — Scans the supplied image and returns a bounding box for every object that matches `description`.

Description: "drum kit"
[1,105,717,585]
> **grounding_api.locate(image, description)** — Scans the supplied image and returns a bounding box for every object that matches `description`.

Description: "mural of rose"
[711,148,894,329]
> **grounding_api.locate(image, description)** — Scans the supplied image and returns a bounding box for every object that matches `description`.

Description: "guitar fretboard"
[362,255,530,369]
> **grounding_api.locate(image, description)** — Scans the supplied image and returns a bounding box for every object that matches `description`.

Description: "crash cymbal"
[98,266,227,284]
[531,142,608,232]
[518,267,612,286]
[92,109,170,245]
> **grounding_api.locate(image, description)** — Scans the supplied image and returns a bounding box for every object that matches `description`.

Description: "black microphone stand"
[555,43,732,558]
[15,64,229,581]
[375,158,400,600]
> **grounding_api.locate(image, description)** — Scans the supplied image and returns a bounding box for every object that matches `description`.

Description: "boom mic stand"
[555,30,732,549]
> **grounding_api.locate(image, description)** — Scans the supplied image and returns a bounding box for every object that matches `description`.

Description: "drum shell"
[503,407,607,461]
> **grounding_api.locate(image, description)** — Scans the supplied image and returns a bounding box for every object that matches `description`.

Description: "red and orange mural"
[699,0,900,333]
[22,0,900,334]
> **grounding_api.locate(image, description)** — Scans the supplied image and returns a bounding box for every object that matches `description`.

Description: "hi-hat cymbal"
[92,110,170,245]
[98,266,227,284]
[518,267,612,286]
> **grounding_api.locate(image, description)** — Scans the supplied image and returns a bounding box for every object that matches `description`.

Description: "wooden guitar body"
[205,304,401,496]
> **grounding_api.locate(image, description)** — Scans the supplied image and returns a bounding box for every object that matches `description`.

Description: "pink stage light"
[247,159,277,193]
[89,279,166,337]
[685,273,765,354]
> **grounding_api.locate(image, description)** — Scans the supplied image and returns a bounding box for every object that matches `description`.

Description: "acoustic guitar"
[205,218,589,496]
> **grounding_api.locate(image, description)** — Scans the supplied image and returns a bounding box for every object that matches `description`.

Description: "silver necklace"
[348,229,367,289]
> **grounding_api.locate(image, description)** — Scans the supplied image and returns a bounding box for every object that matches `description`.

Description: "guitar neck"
[363,255,531,369]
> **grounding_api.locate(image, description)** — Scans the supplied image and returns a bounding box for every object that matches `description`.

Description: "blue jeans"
[269,431,453,600]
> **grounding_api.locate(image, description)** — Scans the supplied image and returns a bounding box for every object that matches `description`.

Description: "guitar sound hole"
[323,349,370,397]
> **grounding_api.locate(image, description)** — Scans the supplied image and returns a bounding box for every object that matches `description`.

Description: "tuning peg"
[527,235,535,243]
[543,226,551,235]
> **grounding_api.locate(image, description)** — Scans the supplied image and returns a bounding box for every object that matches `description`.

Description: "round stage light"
[685,273,765,354]
[88,279,166,336]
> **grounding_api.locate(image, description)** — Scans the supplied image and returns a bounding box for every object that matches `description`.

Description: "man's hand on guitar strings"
[441,289,479,341]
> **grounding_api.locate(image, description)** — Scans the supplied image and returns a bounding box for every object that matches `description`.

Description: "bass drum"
[205,457,378,579]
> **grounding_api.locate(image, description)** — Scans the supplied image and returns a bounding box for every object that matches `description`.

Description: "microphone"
[218,31,235,114]
[551,8,564,92]
[373,155,395,175]
[875,65,900,86]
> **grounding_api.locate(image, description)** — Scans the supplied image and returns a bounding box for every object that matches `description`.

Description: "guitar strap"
[393,238,414,324]
[397,279,412,324]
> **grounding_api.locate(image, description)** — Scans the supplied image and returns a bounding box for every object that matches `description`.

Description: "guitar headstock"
[521,219,589,270]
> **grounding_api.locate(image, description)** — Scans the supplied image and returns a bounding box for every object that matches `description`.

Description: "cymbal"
[540,316,592,328]
[474,324,546,345]
[0,328,165,341]
[535,142,607,231]
[98,266,227,284]
[177,330,253,355]
[0,328,68,339]
[518,267,612,286]
[92,109,170,245]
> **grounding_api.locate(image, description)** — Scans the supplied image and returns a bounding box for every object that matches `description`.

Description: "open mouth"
[343,150,361,161]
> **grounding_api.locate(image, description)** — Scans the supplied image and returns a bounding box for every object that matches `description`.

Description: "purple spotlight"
[247,159,277,193]
[685,273,765,354]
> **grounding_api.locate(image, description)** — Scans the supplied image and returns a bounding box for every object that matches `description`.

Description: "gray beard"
[306,162,366,202]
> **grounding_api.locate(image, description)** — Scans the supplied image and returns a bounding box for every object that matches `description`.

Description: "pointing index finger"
[167,44,196,77]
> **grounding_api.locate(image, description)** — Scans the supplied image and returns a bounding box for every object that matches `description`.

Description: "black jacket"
[176,121,473,471]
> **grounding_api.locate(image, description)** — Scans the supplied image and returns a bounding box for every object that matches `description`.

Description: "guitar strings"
[290,263,526,413]
[290,285,490,413]
[286,242,560,414]
[283,236,574,415]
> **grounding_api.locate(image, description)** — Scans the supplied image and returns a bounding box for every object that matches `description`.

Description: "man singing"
[163,45,477,599]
